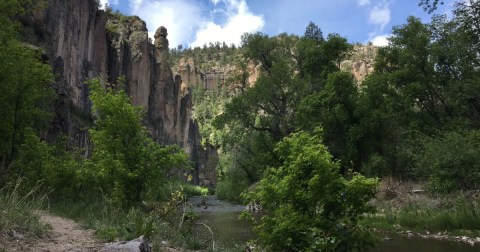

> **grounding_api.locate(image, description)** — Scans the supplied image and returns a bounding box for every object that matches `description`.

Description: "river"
[187,196,480,251]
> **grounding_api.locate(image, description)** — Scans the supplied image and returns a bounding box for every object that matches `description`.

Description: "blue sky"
[100,0,456,48]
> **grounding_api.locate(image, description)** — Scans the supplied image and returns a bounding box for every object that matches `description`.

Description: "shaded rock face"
[26,0,214,185]
[23,0,108,149]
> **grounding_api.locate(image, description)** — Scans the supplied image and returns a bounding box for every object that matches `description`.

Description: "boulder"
[102,236,151,252]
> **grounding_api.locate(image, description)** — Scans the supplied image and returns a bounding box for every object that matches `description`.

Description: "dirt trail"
[28,211,101,252]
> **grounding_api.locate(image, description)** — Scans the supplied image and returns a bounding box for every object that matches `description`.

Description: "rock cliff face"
[172,56,260,92]
[340,44,378,84]
[24,0,214,185]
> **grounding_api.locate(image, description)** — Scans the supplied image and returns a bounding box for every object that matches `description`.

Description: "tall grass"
[0,179,50,237]
[362,194,480,235]
[47,194,203,250]
[182,184,210,197]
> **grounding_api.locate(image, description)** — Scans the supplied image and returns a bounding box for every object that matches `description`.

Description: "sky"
[99,0,456,48]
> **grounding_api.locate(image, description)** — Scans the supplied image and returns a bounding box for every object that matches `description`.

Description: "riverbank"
[361,178,480,246]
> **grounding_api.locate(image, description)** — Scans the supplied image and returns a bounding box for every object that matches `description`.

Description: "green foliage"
[245,130,378,251]
[298,72,359,170]
[87,78,191,207]
[0,38,53,180]
[124,215,154,240]
[182,184,209,197]
[304,21,324,42]
[216,162,250,203]
[0,179,49,237]
[362,194,480,234]
[0,0,54,186]
[413,130,480,193]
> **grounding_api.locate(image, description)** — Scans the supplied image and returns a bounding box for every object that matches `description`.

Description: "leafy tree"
[244,130,378,251]
[87,78,190,207]
[413,130,480,193]
[0,0,53,183]
[297,72,360,171]
[453,0,480,60]
[297,29,352,89]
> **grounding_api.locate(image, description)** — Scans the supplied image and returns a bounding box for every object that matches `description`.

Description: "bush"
[414,130,480,193]
[216,166,250,203]
[182,184,209,197]
[244,130,378,251]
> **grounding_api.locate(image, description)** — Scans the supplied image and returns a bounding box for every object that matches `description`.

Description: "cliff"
[340,44,378,84]
[22,0,215,185]
[172,55,260,92]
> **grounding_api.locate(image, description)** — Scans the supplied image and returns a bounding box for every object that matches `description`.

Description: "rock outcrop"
[172,56,259,92]
[23,0,215,185]
[340,44,378,84]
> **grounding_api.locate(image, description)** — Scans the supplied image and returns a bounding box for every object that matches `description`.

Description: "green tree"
[0,0,53,183]
[87,78,190,207]
[245,130,378,251]
[413,130,480,193]
[304,21,324,42]
[297,72,360,171]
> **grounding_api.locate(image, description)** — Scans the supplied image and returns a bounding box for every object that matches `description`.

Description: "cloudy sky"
[100,0,455,48]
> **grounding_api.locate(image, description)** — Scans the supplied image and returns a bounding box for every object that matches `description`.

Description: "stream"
[187,196,480,251]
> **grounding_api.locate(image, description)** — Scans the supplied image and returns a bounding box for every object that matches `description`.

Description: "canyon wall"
[23,0,215,185]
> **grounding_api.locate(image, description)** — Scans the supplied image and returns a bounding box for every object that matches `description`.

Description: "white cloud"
[190,0,264,47]
[129,0,263,48]
[371,34,390,46]
[357,0,371,6]
[369,3,391,31]
[129,0,144,13]
[99,0,109,9]
[98,0,120,9]
[131,0,203,48]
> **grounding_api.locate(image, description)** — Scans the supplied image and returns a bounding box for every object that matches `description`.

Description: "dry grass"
[371,176,440,210]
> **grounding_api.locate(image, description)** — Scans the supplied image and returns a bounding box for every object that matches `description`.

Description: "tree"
[297,72,360,172]
[304,21,324,42]
[87,78,190,207]
[419,0,444,13]
[244,130,378,251]
[296,32,352,89]
[0,0,54,183]
[453,0,480,56]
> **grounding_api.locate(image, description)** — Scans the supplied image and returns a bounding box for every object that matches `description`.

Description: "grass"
[360,177,480,237]
[47,192,208,251]
[182,183,210,197]
[0,179,50,238]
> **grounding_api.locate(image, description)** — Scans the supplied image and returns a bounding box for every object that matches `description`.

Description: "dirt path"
[27,211,101,252]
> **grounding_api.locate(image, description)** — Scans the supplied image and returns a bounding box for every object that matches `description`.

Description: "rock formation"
[340,44,378,84]
[23,0,215,185]
[172,56,260,92]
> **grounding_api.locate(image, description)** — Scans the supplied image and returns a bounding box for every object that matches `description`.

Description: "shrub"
[414,130,480,193]
[244,130,378,251]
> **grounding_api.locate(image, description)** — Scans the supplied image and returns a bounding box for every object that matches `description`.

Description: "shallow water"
[187,196,255,250]
[187,197,480,251]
